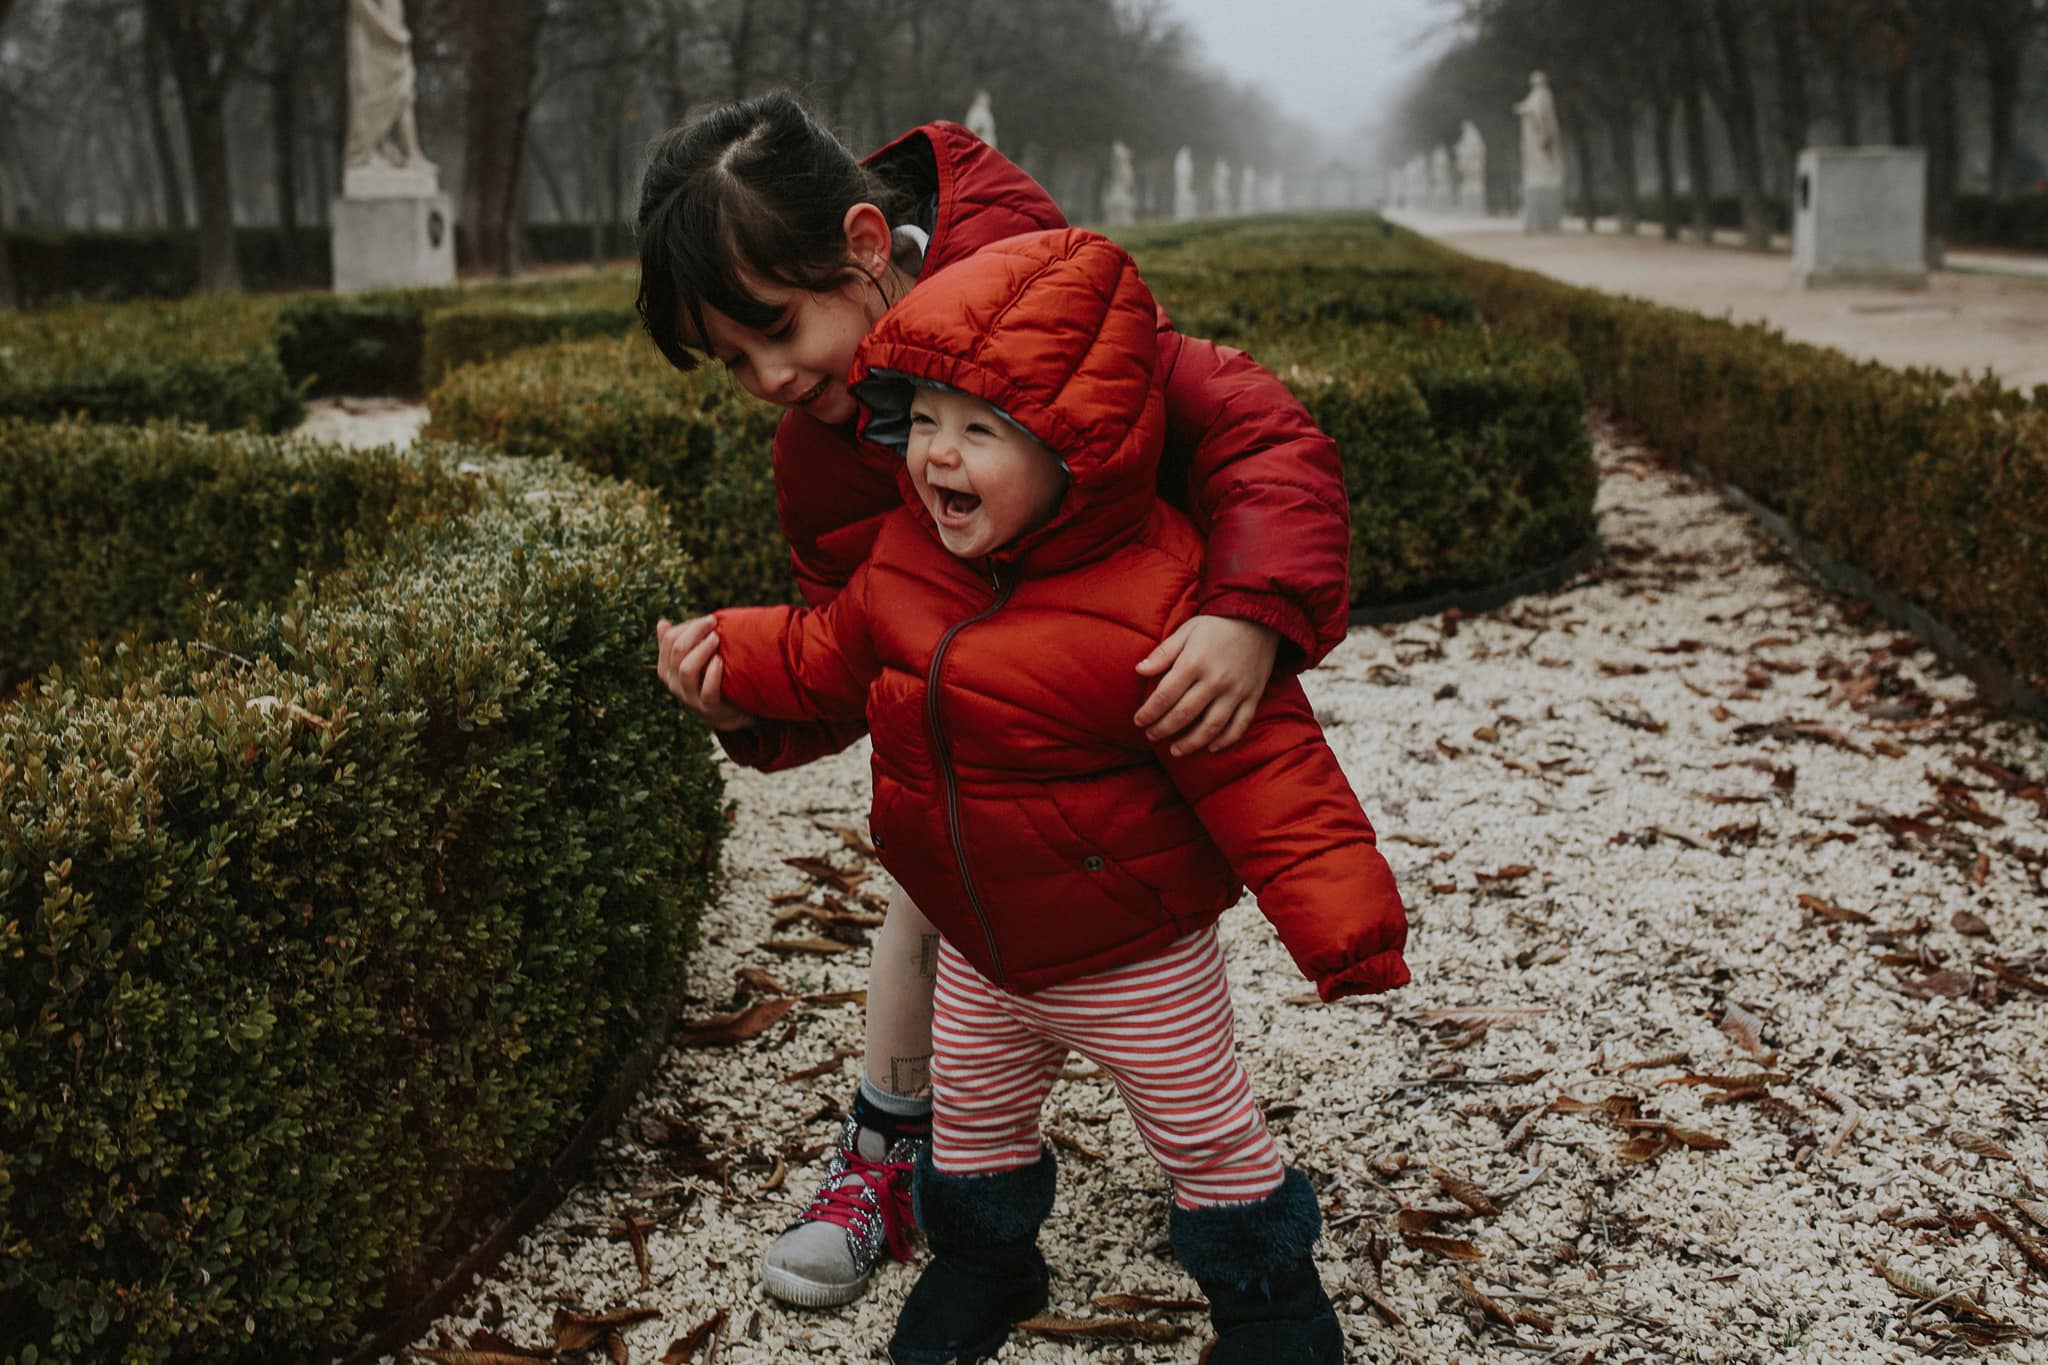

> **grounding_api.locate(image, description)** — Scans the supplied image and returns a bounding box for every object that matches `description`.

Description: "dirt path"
[1392,211,2048,393]
[381,424,2048,1365]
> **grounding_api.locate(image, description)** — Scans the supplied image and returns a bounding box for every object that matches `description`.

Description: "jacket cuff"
[1318,949,1411,1001]
[714,723,768,769]
[1195,589,1321,671]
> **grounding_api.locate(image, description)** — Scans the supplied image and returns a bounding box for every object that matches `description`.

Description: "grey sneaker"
[760,1114,922,1307]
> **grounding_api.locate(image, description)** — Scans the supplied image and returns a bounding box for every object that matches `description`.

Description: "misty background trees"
[1384,0,2048,258]
[0,0,1314,302]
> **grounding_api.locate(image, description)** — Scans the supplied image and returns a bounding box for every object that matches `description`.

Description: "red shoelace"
[803,1149,917,1261]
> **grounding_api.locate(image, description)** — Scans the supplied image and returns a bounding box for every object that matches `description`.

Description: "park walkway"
[381,419,2048,1364]
[1389,208,2048,393]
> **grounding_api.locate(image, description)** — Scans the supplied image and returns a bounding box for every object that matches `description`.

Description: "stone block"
[1793,147,1927,287]
[331,192,456,294]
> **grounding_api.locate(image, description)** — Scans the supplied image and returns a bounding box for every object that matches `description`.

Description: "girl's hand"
[655,615,755,732]
[1134,615,1280,755]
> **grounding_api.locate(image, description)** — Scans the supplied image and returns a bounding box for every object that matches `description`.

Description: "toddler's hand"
[655,615,755,732]
[1134,615,1280,756]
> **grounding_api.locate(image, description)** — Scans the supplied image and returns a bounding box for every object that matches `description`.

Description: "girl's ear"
[842,202,893,274]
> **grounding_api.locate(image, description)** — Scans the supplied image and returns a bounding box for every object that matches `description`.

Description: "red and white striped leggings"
[929,925,1285,1208]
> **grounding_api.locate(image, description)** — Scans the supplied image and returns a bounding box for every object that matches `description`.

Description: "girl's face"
[690,274,887,425]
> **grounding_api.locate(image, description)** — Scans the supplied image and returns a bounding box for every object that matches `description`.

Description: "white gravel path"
[390,422,2048,1365]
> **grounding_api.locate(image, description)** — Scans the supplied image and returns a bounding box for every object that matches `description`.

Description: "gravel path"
[391,423,2048,1365]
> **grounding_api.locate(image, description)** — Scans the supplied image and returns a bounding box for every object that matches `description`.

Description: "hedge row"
[425,218,1595,613]
[0,271,637,427]
[0,420,727,1364]
[0,297,303,432]
[1441,247,2048,694]
[3,223,641,307]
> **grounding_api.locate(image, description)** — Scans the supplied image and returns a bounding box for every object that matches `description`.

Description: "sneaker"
[760,1113,921,1307]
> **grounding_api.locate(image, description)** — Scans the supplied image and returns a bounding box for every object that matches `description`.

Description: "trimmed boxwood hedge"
[424,334,792,610]
[0,419,726,1364]
[0,297,302,432]
[1440,246,2048,695]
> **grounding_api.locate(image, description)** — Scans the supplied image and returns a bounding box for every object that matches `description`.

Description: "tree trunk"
[1608,111,1640,234]
[150,0,242,293]
[1830,52,1861,144]
[1707,0,1774,249]
[271,0,302,269]
[1652,93,1679,240]
[1914,17,1957,266]
[457,0,544,277]
[143,4,189,230]
[1982,18,2020,228]
[0,0,11,309]
[1885,65,1912,144]
[1769,1,1811,209]
[1571,119,1599,230]
[1679,15,1716,243]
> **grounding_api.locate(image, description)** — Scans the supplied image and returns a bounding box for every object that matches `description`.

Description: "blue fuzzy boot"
[1168,1168,1344,1365]
[887,1145,1055,1365]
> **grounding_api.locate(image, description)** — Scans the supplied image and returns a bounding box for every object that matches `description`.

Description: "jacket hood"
[849,228,1166,575]
[864,122,1069,275]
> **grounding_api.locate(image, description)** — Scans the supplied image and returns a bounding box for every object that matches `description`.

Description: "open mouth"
[794,377,830,408]
[934,489,982,523]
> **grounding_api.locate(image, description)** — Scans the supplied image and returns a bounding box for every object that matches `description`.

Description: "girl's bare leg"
[759,881,939,1306]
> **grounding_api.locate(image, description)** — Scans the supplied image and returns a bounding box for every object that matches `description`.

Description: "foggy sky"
[1164,0,1450,145]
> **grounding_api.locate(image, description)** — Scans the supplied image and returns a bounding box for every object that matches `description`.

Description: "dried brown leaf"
[1978,1210,2048,1280]
[1502,1106,1544,1152]
[1979,958,2048,995]
[1412,1008,1549,1027]
[1954,1131,2016,1161]
[1432,1165,1500,1216]
[1875,1261,1998,1320]
[1951,909,1992,937]
[604,1332,628,1365]
[735,966,793,996]
[1476,864,1537,882]
[1046,1127,1104,1162]
[802,989,868,1007]
[780,1048,859,1083]
[782,854,869,893]
[676,997,797,1048]
[1355,1281,1408,1327]
[1401,1230,1486,1261]
[661,1309,728,1364]
[1616,1051,1690,1072]
[1395,1206,1471,1234]
[553,1307,660,1354]
[1720,1001,1770,1059]
[2014,1198,2048,1231]
[1016,1314,1190,1343]
[1796,893,1872,925]
[1616,1132,1672,1164]
[1455,1272,1516,1328]
[412,1353,554,1364]
[1899,968,1974,1000]
[1664,1124,1732,1151]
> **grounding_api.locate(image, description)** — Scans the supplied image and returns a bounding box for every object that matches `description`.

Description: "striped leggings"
[929,925,1285,1208]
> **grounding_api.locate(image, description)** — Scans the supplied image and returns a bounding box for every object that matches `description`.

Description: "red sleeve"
[1156,321,1352,668]
[713,562,880,728]
[1159,680,1408,999]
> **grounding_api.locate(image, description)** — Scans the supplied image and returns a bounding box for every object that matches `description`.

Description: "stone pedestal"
[1793,147,1927,288]
[1522,184,1563,233]
[331,186,455,293]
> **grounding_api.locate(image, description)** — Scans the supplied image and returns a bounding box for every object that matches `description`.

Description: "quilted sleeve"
[1158,679,1409,999]
[713,562,881,729]
[1156,323,1353,668]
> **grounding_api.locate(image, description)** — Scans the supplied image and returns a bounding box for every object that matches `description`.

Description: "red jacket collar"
[864,122,1068,276]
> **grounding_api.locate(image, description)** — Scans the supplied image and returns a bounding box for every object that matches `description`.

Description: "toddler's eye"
[910,412,935,427]
[966,423,994,437]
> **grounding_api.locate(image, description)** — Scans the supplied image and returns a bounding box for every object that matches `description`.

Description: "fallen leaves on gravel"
[1017,1313,1191,1342]
[780,854,869,894]
[760,936,857,955]
[1796,893,1872,924]
[1432,1164,1500,1216]
[413,1346,551,1364]
[1401,1229,1486,1260]
[1719,1001,1772,1060]
[660,1310,727,1364]
[1092,1292,1207,1313]
[1977,1209,2048,1280]
[676,997,797,1047]
[1952,1131,2017,1161]
[552,1306,660,1353]
[1874,1260,2002,1322]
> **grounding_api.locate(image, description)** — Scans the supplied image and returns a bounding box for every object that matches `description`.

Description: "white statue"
[1430,147,1454,210]
[1515,72,1564,190]
[345,0,433,182]
[1404,155,1429,209]
[1103,140,1137,226]
[1515,70,1565,231]
[1172,147,1198,220]
[1239,164,1258,217]
[1456,120,1487,214]
[964,90,998,149]
[1212,158,1234,215]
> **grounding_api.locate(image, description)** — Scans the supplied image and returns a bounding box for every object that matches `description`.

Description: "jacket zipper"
[926,565,1017,989]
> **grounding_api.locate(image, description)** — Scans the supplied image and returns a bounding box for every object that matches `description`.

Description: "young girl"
[657,227,1407,1365]
[636,92,1356,1310]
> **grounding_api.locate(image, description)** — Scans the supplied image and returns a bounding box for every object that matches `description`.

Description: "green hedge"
[425,335,792,610]
[418,290,635,390]
[1444,249,2048,694]
[0,420,725,1363]
[0,297,302,432]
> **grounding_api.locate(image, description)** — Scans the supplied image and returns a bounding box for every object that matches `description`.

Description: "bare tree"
[0,0,16,310]
[144,0,269,292]
[454,0,544,275]
[1703,0,1774,248]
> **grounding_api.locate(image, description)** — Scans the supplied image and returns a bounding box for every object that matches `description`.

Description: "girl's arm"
[1156,679,1408,1002]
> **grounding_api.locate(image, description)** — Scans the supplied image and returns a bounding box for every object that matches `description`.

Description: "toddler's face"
[905,388,1067,560]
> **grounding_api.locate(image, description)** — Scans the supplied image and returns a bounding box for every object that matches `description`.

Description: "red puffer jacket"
[714,230,1407,1001]
[718,120,1352,773]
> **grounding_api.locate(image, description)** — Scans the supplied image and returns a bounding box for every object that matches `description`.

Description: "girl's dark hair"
[635,92,913,372]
